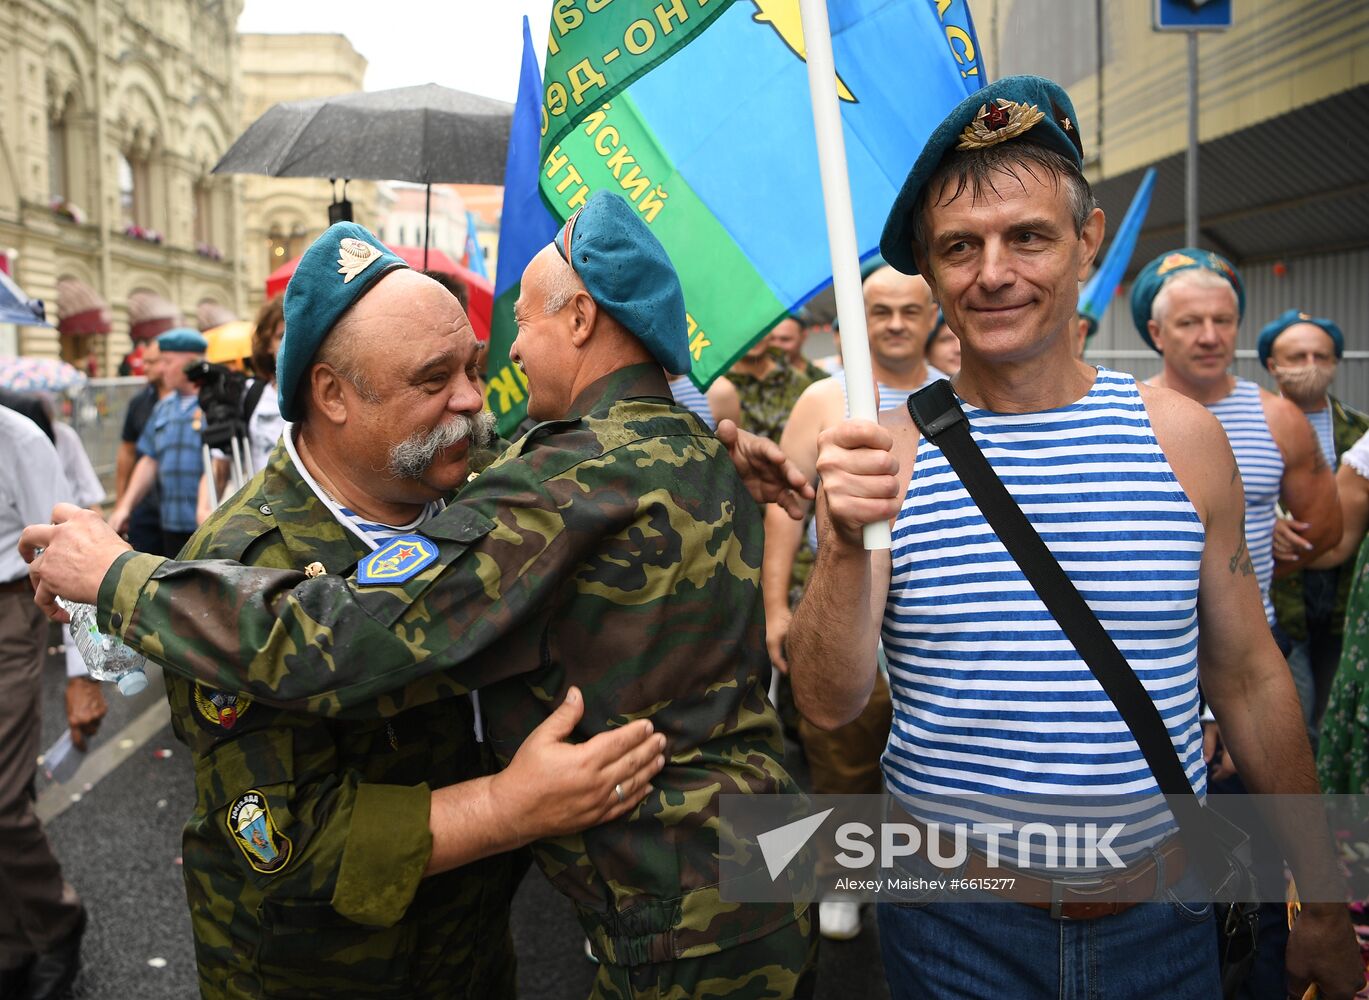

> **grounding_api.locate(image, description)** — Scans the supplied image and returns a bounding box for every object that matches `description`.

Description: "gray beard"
[386,409,497,481]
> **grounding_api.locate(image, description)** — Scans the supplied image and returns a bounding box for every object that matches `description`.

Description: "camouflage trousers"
[590,909,815,1000]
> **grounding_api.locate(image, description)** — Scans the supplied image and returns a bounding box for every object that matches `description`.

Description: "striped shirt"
[668,376,716,431]
[882,368,1206,864]
[1307,404,1336,471]
[1206,378,1284,625]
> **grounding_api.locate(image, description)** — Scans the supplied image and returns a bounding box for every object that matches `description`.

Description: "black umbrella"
[214,83,513,265]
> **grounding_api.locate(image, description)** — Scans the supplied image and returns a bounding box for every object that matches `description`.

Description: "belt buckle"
[1048,875,1113,920]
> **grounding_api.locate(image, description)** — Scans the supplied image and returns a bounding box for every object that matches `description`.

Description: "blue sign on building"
[1154,0,1234,31]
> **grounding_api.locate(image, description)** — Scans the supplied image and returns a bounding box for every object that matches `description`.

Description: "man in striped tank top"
[762,267,941,940]
[1134,269,1344,998]
[1258,310,1368,736]
[788,76,1361,999]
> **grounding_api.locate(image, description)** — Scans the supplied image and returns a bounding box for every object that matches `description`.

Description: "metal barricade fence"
[65,377,148,506]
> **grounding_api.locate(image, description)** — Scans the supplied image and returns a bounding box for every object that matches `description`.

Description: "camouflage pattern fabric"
[99,364,811,988]
[724,347,826,444]
[1272,396,1369,643]
[167,442,520,999]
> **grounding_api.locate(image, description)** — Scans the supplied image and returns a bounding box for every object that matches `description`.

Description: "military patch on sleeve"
[356,534,438,586]
[227,790,292,874]
[193,685,250,730]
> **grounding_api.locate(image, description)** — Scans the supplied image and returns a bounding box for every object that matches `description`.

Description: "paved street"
[34,638,888,1000]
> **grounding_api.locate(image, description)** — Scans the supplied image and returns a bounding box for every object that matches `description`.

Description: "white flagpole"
[797,0,890,550]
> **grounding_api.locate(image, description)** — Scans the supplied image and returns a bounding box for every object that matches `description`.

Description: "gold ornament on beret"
[1156,252,1197,277]
[337,238,380,283]
[957,98,1046,150]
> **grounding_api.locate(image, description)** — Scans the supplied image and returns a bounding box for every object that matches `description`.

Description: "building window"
[193,179,212,245]
[48,117,68,201]
[119,153,151,229]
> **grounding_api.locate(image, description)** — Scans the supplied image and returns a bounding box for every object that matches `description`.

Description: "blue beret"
[277,222,408,421]
[156,327,208,353]
[1129,248,1244,351]
[1257,308,1343,366]
[881,76,1085,275]
[554,190,689,374]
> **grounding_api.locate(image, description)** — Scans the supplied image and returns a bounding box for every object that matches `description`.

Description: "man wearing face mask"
[1261,309,1369,738]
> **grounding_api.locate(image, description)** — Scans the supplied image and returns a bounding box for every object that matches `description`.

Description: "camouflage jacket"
[724,347,825,443]
[99,364,805,966]
[1272,396,1369,642]
[168,442,518,999]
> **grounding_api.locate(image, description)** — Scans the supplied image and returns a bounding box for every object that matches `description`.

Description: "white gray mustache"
[387,410,496,480]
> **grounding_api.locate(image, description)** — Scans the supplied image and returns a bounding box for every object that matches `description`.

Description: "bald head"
[863,266,937,373]
[311,269,475,413]
[864,265,934,307]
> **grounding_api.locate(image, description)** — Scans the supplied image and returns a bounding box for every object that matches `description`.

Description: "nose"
[977,238,1016,292]
[1196,319,1222,344]
[448,372,484,416]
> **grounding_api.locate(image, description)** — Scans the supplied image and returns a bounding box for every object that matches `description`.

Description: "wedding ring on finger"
[614,782,625,804]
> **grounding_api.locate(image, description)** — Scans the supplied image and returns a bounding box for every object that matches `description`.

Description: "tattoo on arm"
[1228,512,1255,577]
[1311,447,1328,475]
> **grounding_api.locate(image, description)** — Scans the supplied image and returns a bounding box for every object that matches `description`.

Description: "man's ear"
[308,364,349,425]
[568,290,598,348]
[1146,319,1165,356]
[1077,207,1106,281]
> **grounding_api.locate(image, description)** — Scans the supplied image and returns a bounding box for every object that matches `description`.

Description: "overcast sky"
[236,1,556,103]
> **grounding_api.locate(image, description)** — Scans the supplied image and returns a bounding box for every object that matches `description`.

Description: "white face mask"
[1271,362,1336,403]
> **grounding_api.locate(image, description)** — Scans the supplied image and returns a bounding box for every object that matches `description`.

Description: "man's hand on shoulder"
[489,686,667,845]
[716,419,815,518]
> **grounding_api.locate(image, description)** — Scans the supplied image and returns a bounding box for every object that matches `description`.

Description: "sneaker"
[818,899,862,940]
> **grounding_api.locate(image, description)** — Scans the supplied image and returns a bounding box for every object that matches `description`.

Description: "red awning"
[56,277,112,336]
[127,290,181,341]
[265,245,493,342]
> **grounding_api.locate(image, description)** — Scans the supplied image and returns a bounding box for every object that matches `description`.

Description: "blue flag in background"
[1079,167,1158,335]
[484,16,560,435]
[464,211,489,279]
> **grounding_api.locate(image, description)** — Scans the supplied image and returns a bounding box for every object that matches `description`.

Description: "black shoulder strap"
[907,379,1229,886]
[242,377,269,422]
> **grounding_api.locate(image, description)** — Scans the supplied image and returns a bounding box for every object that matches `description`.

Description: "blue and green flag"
[485,16,560,434]
[536,0,985,390]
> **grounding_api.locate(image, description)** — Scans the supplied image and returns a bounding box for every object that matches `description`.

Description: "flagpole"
[797,0,889,550]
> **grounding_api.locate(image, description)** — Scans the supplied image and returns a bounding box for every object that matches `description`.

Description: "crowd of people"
[5,70,1369,999]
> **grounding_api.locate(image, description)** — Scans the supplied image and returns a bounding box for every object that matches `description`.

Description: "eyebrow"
[410,351,458,380]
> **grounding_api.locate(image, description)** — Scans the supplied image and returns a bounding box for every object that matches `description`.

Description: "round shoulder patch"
[227,790,292,874]
[194,685,250,731]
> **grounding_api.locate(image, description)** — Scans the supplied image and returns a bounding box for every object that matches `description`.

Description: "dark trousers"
[161,530,194,558]
[0,593,83,968]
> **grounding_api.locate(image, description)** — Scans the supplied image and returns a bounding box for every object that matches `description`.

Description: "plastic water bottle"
[59,598,148,696]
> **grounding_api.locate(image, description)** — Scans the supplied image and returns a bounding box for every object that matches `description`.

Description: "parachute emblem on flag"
[750,0,857,103]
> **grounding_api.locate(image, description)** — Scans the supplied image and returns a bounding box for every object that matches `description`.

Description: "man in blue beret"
[108,327,209,556]
[1132,254,1347,999]
[1259,310,1369,743]
[25,193,818,998]
[785,75,1361,999]
[101,223,676,997]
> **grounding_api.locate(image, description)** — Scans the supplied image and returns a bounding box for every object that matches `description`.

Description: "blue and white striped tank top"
[668,376,716,431]
[1308,405,1336,471]
[1206,378,1283,625]
[831,366,946,416]
[882,368,1206,862]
